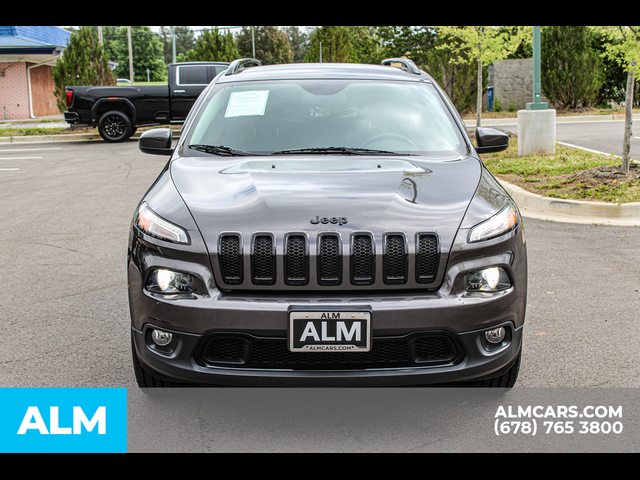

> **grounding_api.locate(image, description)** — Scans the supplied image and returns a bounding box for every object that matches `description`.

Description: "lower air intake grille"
[200,334,461,370]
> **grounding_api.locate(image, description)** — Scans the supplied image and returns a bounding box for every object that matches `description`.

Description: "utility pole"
[526,26,548,110]
[127,26,134,84]
[518,26,555,156]
[172,27,177,64]
[251,26,255,58]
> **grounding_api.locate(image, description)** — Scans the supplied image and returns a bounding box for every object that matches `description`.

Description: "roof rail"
[225,58,262,75]
[381,58,421,75]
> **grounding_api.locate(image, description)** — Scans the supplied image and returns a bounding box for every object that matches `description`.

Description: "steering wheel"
[360,133,418,150]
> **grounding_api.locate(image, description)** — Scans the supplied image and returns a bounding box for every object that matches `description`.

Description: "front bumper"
[132,321,523,387]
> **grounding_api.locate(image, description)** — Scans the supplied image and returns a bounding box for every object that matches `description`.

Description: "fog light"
[152,329,173,347]
[485,327,506,344]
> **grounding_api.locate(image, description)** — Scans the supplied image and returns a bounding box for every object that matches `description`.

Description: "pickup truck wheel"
[98,111,132,143]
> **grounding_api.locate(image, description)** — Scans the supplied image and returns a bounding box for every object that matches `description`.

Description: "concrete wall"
[491,58,551,111]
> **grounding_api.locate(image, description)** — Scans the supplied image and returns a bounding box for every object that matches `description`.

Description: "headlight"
[466,267,511,292]
[468,205,517,243]
[146,269,195,295]
[135,203,189,244]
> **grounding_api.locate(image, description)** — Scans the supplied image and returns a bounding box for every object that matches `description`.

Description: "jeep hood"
[170,155,482,256]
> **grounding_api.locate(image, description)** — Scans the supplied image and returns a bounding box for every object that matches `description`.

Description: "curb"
[0,130,179,144]
[501,180,640,226]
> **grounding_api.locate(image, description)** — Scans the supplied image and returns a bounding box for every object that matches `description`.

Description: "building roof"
[0,26,70,54]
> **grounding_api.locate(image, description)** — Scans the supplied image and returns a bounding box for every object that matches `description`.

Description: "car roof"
[216,62,435,84]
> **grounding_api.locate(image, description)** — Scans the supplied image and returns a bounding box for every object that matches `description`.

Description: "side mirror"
[139,128,175,156]
[475,127,509,154]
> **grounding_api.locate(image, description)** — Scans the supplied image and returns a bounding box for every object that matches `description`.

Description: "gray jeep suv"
[128,58,527,388]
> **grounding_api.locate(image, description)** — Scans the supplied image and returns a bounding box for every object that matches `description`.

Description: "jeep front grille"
[217,231,440,289]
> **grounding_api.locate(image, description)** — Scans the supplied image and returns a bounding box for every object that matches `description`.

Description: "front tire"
[98,111,133,143]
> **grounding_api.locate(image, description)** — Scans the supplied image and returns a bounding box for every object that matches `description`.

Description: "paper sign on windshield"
[225,91,270,118]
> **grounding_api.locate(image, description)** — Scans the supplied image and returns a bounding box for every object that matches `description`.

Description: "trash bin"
[487,87,494,112]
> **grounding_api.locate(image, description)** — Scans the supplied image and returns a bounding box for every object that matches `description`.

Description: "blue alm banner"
[0,388,127,453]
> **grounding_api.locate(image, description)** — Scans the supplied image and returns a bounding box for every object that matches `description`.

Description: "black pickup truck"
[63,62,229,142]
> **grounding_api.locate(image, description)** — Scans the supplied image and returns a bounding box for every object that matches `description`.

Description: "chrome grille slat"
[252,234,276,285]
[218,234,243,284]
[318,233,341,285]
[383,234,407,284]
[284,234,308,285]
[416,233,439,282]
[351,233,374,285]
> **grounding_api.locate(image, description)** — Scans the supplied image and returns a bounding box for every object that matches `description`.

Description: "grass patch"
[0,127,70,136]
[481,138,640,203]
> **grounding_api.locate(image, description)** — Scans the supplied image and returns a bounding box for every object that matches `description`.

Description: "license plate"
[289,310,371,353]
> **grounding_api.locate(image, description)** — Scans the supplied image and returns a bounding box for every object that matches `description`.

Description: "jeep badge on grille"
[310,216,348,226]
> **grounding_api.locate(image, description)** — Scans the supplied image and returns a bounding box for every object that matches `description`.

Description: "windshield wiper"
[271,146,403,156]
[189,144,252,156]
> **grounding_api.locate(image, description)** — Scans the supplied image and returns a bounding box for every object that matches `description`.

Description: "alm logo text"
[17,406,106,435]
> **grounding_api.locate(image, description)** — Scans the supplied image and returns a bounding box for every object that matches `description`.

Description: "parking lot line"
[0,147,61,153]
[0,168,20,171]
[0,157,43,160]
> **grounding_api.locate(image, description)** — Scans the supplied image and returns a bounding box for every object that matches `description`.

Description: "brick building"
[0,26,70,120]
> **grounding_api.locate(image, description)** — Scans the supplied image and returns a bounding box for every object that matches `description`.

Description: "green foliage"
[282,27,310,63]
[425,32,488,114]
[52,26,115,113]
[304,26,353,63]
[236,26,292,64]
[541,26,605,108]
[376,26,436,70]
[185,28,239,62]
[348,26,384,64]
[591,30,629,105]
[158,26,196,64]
[106,26,167,82]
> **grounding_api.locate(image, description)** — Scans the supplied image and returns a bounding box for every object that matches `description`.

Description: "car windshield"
[184,79,468,158]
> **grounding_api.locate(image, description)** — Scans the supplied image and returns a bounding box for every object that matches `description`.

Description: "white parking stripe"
[0,168,20,171]
[0,147,61,152]
[0,157,43,160]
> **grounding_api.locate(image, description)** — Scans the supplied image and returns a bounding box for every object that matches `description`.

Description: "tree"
[159,26,196,64]
[376,26,437,70]
[349,26,384,64]
[52,26,115,113]
[434,26,529,126]
[236,26,292,65]
[183,28,239,62]
[595,26,640,175]
[108,26,166,82]
[540,26,605,109]
[427,32,487,115]
[304,26,353,63]
[283,26,310,63]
